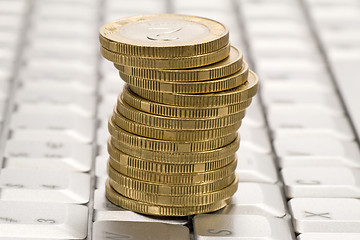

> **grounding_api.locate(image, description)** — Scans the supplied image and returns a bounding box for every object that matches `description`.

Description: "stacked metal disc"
[99,14,258,216]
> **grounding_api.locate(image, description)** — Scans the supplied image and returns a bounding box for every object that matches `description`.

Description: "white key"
[93,221,190,240]
[96,176,106,189]
[32,20,95,37]
[239,126,271,153]
[241,97,265,128]
[330,60,360,139]
[0,168,90,203]
[97,125,109,145]
[279,155,360,168]
[298,233,360,240]
[263,91,343,115]
[0,0,27,14]
[19,78,96,94]
[3,156,91,172]
[268,107,354,140]
[0,201,88,239]
[97,95,117,118]
[282,166,360,198]
[10,129,93,144]
[274,132,360,162]
[10,114,95,143]
[15,103,95,118]
[96,156,107,177]
[194,214,294,240]
[94,189,189,225]
[5,139,94,164]
[236,147,278,183]
[289,198,360,233]
[217,183,286,217]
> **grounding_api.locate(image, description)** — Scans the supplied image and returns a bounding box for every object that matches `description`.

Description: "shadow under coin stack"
[99,14,258,216]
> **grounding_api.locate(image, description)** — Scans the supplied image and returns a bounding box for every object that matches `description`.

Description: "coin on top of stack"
[99,14,258,216]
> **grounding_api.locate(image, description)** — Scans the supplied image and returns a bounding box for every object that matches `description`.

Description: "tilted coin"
[109,176,238,206]
[118,61,248,94]
[112,111,241,141]
[99,14,229,58]
[116,98,245,130]
[108,158,237,184]
[108,119,237,152]
[108,150,235,173]
[106,168,236,195]
[108,136,240,163]
[105,179,232,216]
[122,87,252,118]
[129,70,258,107]
[101,44,230,69]
[115,45,242,81]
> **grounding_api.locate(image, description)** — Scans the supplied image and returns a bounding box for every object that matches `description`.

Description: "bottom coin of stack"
[99,14,259,216]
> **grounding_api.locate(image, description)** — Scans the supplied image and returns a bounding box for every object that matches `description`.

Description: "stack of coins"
[99,14,258,216]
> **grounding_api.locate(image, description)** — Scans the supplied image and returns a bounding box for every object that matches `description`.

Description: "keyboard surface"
[0,0,360,239]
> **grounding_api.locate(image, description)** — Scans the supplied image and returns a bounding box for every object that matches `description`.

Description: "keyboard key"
[268,107,354,140]
[10,113,95,143]
[298,233,360,240]
[93,221,190,240]
[94,189,189,225]
[0,168,90,203]
[217,182,286,217]
[5,139,94,161]
[282,166,360,198]
[289,198,360,233]
[0,201,88,239]
[194,214,293,239]
[279,155,360,168]
[239,126,271,153]
[15,102,95,118]
[242,97,265,128]
[274,132,360,162]
[236,147,277,183]
[3,156,91,172]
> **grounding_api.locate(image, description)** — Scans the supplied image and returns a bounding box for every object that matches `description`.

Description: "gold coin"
[108,150,235,173]
[108,136,239,163]
[105,179,232,216]
[101,44,230,69]
[112,111,241,141]
[106,166,236,195]
[116,98,245,130]
[115,45,242,81]
[99,14,229,58]
[108,119,237,152]
[130,70,258,107]
[109,176,238,206]
[108,159,237,184]
[122,87,252,118]
[119,62,248,94]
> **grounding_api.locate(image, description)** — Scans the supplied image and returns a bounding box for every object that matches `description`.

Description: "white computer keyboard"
[0,0,359,239]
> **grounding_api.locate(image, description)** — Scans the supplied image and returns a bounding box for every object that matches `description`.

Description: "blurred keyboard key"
[0,168,90,203]
[0,201,88,239]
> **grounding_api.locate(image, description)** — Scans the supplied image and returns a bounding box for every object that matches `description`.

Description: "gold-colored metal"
[111,111,241,141]
[122,87,252,118]
[129,70,258,107]
[109,176,238,206]
[118,62,248,94]
[101,44,230,69]
[105,179,232,216]
[106,169,236,195]
[109,118,237,152]
[107,137,240,164]
[108,151,235,174]
[115,45,242,81]
[108,158,237,184]
[99,14,229,58]
[116,98,246,130]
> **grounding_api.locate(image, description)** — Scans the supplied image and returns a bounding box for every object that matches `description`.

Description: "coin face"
[119,19,209,44]
[100,14,229,57]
